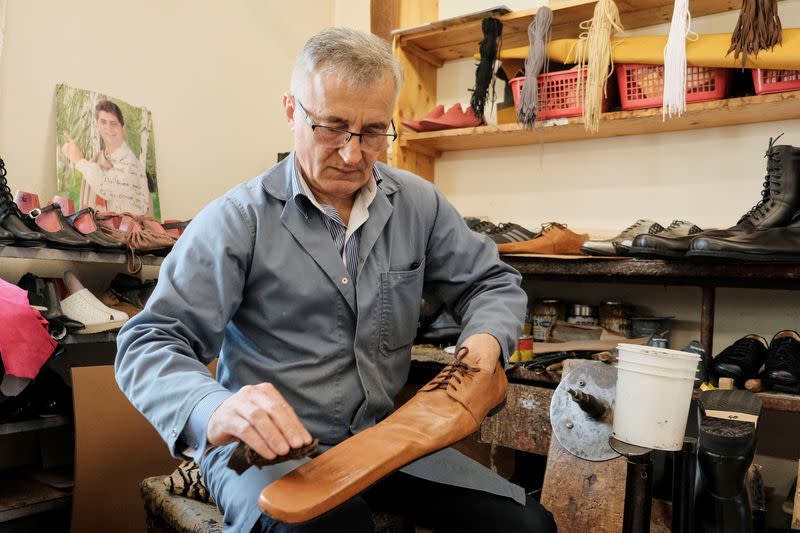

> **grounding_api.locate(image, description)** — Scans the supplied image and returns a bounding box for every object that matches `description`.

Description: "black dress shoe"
[27,204,93,249]
[711,335,768,387]
[760,330,800,393]
[0,224,13,244]
[66,208,125,250]
[17,273,85,332]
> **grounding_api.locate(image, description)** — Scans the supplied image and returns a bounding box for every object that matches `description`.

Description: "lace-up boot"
[0,157,46,246]
[760,330,800,393]
[635,136,800,258]
[260,347,507,523]
[711,335,768,387]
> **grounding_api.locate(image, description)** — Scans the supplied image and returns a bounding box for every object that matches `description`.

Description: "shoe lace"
[539,221,567,233]
[487,222,512,235]
[723,339,760,365]
[0,157,24,221]
[739,134,784,224]
[427,347,481,391]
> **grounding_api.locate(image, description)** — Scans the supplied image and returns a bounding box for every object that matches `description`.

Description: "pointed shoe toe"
[259,347,507,523]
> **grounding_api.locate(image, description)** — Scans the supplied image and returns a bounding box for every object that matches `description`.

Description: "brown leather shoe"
[496,222,589,254]
[259,347,507,523]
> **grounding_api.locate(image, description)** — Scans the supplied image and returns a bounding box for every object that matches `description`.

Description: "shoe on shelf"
[629,220,703,258]
[487,222,539,244]
[496,222,588,255]
[711,334,768,387]
[759,330,800,393]
[162,219,191,240]
[17,273,85,333]
[59,271,128,334]
[51,195,75,217]
[469,220,497,235]
[419,103,482,131]
[400,104,445,133]
[581,219,663,256]
[27,204,94,249]
[686,217,800,263]
[66,208,125,250]
[0,158,46,247]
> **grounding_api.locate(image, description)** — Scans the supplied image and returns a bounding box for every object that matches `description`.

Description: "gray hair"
[290,27,404,98]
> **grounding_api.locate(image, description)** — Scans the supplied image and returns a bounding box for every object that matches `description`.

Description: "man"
[61,100,151,215]
[116,27,556,533]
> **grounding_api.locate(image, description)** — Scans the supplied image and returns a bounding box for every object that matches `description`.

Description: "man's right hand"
[207,383,313,461]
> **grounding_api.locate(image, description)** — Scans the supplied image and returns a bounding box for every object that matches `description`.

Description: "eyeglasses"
[294,97,397,152]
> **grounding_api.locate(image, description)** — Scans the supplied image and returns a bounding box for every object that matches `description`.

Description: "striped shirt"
[291,160,378,282]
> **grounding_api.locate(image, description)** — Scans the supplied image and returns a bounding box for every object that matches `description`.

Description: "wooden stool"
[140,475,415,533]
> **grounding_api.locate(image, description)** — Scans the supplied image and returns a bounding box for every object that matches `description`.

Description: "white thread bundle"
[663,0,692,119]
[576,0,623,134]
[517,7,552,128]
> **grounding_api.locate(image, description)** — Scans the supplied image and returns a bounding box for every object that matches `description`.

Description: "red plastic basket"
[509,68,609,120]
[615,64,729,110]
[752,68,800,95]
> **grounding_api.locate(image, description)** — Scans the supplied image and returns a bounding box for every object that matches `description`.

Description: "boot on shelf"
[0,157,46,247]
[633,136,800,258]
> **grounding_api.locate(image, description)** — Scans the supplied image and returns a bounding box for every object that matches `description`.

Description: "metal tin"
[599,299,632,337]
[567,303,598,326]
[510,335,535,362]
[530,298,566,341]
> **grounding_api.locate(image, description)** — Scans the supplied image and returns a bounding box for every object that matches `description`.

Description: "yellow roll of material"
[491,29,800,69]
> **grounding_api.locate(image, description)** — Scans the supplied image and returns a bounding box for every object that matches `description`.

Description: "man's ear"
[283,94,295,129]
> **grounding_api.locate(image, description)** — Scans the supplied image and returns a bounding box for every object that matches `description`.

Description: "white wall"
[0,0,333,221]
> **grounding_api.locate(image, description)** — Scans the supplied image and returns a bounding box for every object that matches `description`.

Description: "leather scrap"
[227,438,319,475]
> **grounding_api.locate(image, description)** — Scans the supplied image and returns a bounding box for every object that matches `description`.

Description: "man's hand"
[207,383,313,461]
[459,333,503,371]
[61,133,84,164]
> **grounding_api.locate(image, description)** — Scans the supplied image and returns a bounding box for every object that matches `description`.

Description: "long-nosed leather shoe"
[66,208,125,250]
[259,347,507,523]
[28,204,93,249]
[711,335,768,387]
[496,222,589,255]
[760,330,800,393]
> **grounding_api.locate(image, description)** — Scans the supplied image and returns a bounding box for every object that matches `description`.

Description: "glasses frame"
[293,97,397,151]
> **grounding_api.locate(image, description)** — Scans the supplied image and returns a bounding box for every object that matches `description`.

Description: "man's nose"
[338,136,363,166]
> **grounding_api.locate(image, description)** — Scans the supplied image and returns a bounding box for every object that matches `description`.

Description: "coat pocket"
[379,259,426,355]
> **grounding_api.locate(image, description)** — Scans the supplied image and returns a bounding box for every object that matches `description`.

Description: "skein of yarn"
[517,7,553,128]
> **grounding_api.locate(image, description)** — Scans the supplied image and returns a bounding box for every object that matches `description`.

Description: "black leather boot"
[632,136,800,258]
[0,157,46,246]
[760,330,800,393]
[0,224,13,244]
[694,390,762,533]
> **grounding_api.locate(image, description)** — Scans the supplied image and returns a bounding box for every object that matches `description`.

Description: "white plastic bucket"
[612,343,700,451]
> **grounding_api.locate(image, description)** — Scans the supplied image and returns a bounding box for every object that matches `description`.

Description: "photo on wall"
[55,84,160,219]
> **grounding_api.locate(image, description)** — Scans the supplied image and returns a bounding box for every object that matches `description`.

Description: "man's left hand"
[459,333,502,371]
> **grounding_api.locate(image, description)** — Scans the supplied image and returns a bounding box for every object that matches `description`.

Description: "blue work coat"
[115,153,528,531]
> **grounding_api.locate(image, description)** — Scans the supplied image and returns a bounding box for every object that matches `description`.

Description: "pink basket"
[752,68,800,95]
[615,64,729,110]
[510,68,609,120]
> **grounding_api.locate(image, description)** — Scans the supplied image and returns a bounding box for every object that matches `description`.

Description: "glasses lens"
[314,127,348,147]
[361,134,390,152]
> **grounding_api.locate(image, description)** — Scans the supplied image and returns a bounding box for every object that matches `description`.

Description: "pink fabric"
[0,280,57,379]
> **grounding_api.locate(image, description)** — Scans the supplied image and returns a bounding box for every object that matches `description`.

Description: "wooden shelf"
[501,256,800,289]
[0,244,164,266]
[0,477,70,523]
[394,0,744,64]
[400,90,800,155]
[0,415,70,436]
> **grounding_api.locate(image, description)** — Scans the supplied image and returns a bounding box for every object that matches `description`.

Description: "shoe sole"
[629,246,687,259]
[686,249,800,263]
[72,320,127,334]
[762,377,800,394]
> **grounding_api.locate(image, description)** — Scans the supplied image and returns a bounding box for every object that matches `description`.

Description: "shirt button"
[342,277,349,284]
